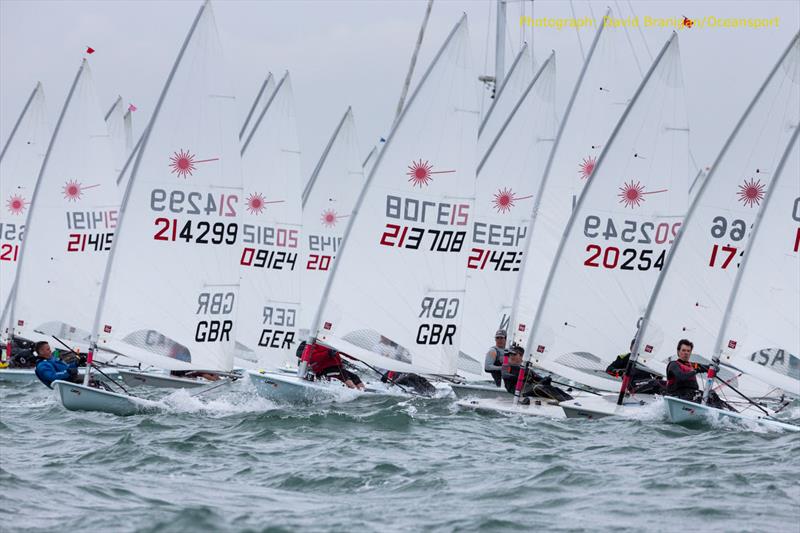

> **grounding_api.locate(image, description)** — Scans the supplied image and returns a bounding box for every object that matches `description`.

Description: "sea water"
[1,380,798,532]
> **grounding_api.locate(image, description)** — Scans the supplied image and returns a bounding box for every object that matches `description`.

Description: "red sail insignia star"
[617,180,668,209]
[6,194,26,215]
[246,193,266,215]
[406,159,455,188]
[578,156,596,180]
[736,178,765,208]
[169,149,219,178]
[492,187,533,214]
[321,208,338,228]
[62,180,99,202]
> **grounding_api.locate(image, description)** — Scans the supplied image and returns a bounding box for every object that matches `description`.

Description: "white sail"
[239,72,276,141]
[299,107,365,336]
[525,33,690,391]
[91,2,242,372]
[458,53,557,377]
[8,61,118,348]
[0,83,49,330]
[237,72,303,370]
[477,43,534,157]
[510,9,643,351]
[311,16,478,375]
[104,96,128,172]
[715,131,799,394]
[636,34,800,378]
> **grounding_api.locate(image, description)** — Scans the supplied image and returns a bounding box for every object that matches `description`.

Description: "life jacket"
[302,343,342,376]
[666,360,700,393]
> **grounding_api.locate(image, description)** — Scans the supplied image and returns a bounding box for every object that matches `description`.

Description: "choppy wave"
[1,383,798,532]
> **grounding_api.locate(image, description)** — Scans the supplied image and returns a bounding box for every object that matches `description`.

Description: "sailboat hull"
[451,382,507,399]
[663,396,799,432]
[0,367,120,384]
[456,396,569,418]
[559,394,655,419]
[117,369,207,389]
[52,380,156,416]
[248,370,362,403]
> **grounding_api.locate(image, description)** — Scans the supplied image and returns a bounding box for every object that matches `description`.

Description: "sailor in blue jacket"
[34,341,80,388]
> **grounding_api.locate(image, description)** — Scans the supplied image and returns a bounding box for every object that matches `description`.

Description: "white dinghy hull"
[0,368,41,383]
[560,394,655,419]
[117,369,208,389]
[52,380,157,416]
[663,396,799,432]
[248,370,363,403]
[456,396,569,419]
[450,382,507,399]
[0,367,120,384]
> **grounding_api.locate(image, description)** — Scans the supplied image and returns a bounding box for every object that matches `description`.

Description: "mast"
[86,1,209,384]
[517,33,678,405]
[241,72,287,156]
[495,0,506,88]
[103,95,122,122]
[0,82,42,162]
[239,72,273,140]
[301,15,468,377]
[478,42,528,138]
[506,7,610,345]
[477,51,553,174]
[701,125,800,404]
[619,32,800,405]
[302,107,351,206]
[7,63,85,347]
[393,0,434,128]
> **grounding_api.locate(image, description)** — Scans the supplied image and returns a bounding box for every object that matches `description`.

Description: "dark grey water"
[1,381,798,532]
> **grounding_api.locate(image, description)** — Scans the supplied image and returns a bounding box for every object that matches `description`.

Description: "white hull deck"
[0,367,120,384]
[117,369,209,389]
[560,394,656,419]
[52,380,159,416]
[248,370,452,403]
[663,396,799,432]
[450,381,507,399]
[456,395,574,419]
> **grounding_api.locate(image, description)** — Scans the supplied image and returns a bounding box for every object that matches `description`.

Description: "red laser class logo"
[492,187,533,214]
[406,159,455,188]
[169,149,219,178]
[578,156,596,180]
[617,180,668,209]
[245,192,283,215]
[6,194,26,215]
[320,208,349,228]
[63,180,99,202]
[736,178,765,208]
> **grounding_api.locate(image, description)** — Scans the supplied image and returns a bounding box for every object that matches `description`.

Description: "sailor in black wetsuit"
[484,329,507,386]
[606,339,665,395]
[666,339,731,410]
[501,345,573,402]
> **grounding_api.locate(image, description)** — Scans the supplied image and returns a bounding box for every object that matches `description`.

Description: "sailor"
[380,370,436,396]
[484,329,507,386]
[501,344,573,402]
[606,339,665,394]
[665,339,713,402]
[299,342,365,390]
[33,341,82,388]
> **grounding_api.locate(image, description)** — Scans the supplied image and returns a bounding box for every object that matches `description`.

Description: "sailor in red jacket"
[299,342,365,390]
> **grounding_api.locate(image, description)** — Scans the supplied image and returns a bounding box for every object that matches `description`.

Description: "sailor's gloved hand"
[78,353,88,366]
[539,376,552,386]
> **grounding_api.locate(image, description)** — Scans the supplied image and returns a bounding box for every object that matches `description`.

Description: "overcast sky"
[1,1,798,179]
